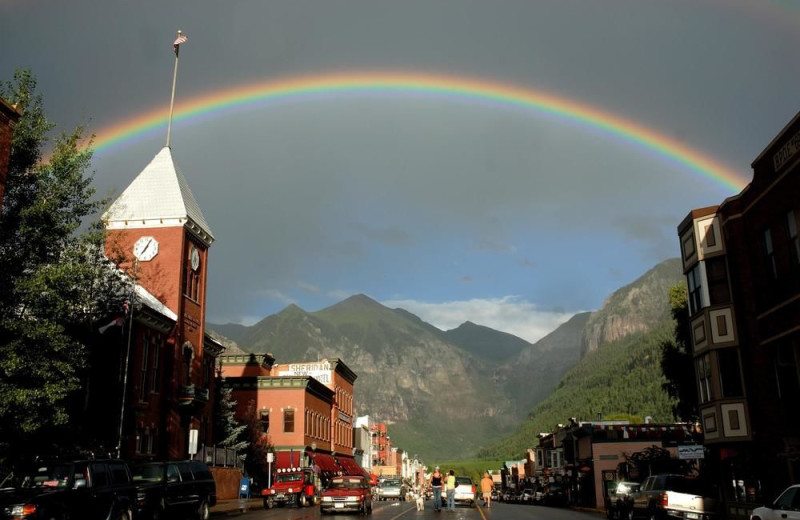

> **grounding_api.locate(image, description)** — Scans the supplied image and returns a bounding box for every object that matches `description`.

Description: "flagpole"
[116,259,138,459]
[166,30,184,148]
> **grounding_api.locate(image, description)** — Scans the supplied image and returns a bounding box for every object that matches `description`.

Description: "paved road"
[212,497,605,520]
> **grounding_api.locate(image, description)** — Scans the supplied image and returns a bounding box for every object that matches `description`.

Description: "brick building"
[678,109,800,511]
[219,350,362,476]
[0,96,21,209]
[100,146,223,459]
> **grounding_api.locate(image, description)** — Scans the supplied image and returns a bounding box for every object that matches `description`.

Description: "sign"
[279,361,332,384]
[774,129,800,172]
[188,429,198,455]
[678,445,705,460]
[267,452,274,463]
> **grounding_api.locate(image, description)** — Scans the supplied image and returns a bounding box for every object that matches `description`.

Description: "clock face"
[190,246,200,271]
[133,236,159,262]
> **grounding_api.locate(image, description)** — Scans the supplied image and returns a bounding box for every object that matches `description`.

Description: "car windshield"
[383,480,402,487]
[455,477,472,486]
[131,464,165,483]
[276,473,302,483]
[23,464,75,489]
[329,478,364,489]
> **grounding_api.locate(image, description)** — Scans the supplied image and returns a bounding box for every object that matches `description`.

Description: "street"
[215,499,604,520]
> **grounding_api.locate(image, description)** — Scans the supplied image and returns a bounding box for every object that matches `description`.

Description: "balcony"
[178,384,209,408]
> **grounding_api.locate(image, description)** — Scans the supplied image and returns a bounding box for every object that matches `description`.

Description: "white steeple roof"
[104,147,214,245]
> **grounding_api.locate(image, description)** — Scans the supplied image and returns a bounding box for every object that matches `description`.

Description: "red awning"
[275,451,304,470]
[336,456,368,477]
[312,453,342,474]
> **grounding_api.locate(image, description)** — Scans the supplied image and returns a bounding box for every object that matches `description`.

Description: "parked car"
[750,484,800,520]
[605,481,641,520]
[320,475,373,515]
[377,478,407,501]
[0,458,137,520]
[441,476,476,507]
[519,488,535,504]
[544,483,567,507]
[130,460,216,520]
[631,474,719,520]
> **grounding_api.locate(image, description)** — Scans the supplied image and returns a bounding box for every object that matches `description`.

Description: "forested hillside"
[478,321,677,458]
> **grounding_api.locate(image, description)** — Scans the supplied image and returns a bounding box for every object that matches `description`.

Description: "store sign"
[279,361,332,384]
[774,129,800,172]
[678,445,704,460]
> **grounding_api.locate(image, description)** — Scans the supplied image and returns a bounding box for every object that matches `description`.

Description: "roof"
[104,147,214,245]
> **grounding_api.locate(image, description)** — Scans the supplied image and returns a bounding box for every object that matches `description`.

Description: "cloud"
[381,296,577,344]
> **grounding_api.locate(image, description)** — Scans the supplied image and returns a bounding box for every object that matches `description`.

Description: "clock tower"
[104,146,216,460]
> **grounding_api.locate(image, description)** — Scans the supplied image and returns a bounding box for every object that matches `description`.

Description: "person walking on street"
[480,472,494,508]
[445,470,456,511]
[429,466,444,512]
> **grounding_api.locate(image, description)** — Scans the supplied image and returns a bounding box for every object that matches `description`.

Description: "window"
[687,264,703,315]
[284,409,295,433]
[697,354,712,403]
[151,338,161,393]
[774,343,800,403]
[139,335,150,402]
[260,411,270,434]
[764,228,778,279]
[788,210,800,266]
[182,244,202,301]
[706,257,731,305]
[718,349,744,397]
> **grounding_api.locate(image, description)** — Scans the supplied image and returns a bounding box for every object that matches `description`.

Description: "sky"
[3,0,800,343]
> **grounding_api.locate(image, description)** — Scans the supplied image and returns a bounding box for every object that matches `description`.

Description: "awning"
[336,456,368,477]
[275,451,304,470]
[311,453,342,474]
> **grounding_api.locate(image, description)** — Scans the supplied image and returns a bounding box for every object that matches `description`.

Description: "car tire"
[152,499,166,520]
[196,499,209,520]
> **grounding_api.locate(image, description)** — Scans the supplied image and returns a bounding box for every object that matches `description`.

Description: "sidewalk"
[211,497,263,516]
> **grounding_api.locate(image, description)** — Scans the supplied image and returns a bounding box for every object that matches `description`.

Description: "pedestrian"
[480,472,494,508]
[445,470,456,511]
[429,466,444,512]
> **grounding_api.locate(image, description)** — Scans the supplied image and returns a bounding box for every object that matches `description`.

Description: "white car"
[441,476,476,507]
[751,485,800,520]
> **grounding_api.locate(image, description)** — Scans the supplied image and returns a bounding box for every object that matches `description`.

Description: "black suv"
[0,458,136,520]
[131,460,216,520]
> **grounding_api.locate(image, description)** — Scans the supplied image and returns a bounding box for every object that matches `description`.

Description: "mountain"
[209,258,684,462]
[442,321,530,363]
[479,259,684,458]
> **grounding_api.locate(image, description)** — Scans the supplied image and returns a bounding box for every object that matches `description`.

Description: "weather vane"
[166,30,188,148]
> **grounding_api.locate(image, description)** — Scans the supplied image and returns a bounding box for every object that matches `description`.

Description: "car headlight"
[322,496,332,502]
[288,487,294,493]
[346,496,359,502]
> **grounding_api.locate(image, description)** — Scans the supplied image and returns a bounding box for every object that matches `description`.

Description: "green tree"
[0,70,129,458]
[660,283,698,422]
[213,377,248,453]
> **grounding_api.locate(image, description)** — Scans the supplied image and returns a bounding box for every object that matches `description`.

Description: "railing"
[192,444,243,469]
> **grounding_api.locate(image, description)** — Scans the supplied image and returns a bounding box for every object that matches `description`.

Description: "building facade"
[101,146,222,460]
[0,96,21,210]
[220,352,362,477]
[678,111,800,508]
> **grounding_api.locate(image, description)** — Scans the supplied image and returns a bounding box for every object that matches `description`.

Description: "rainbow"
[92,71,749,192]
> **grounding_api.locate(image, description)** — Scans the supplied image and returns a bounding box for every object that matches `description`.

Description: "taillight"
[472,485,476,494]
[660,493,668,507]
[11,503,37,518]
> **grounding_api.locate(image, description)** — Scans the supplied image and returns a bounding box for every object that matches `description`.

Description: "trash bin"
[239,477,252,512]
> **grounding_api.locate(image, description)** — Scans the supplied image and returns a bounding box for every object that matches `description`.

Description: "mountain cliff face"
[209,258,684,461]
[580,258,682,355]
